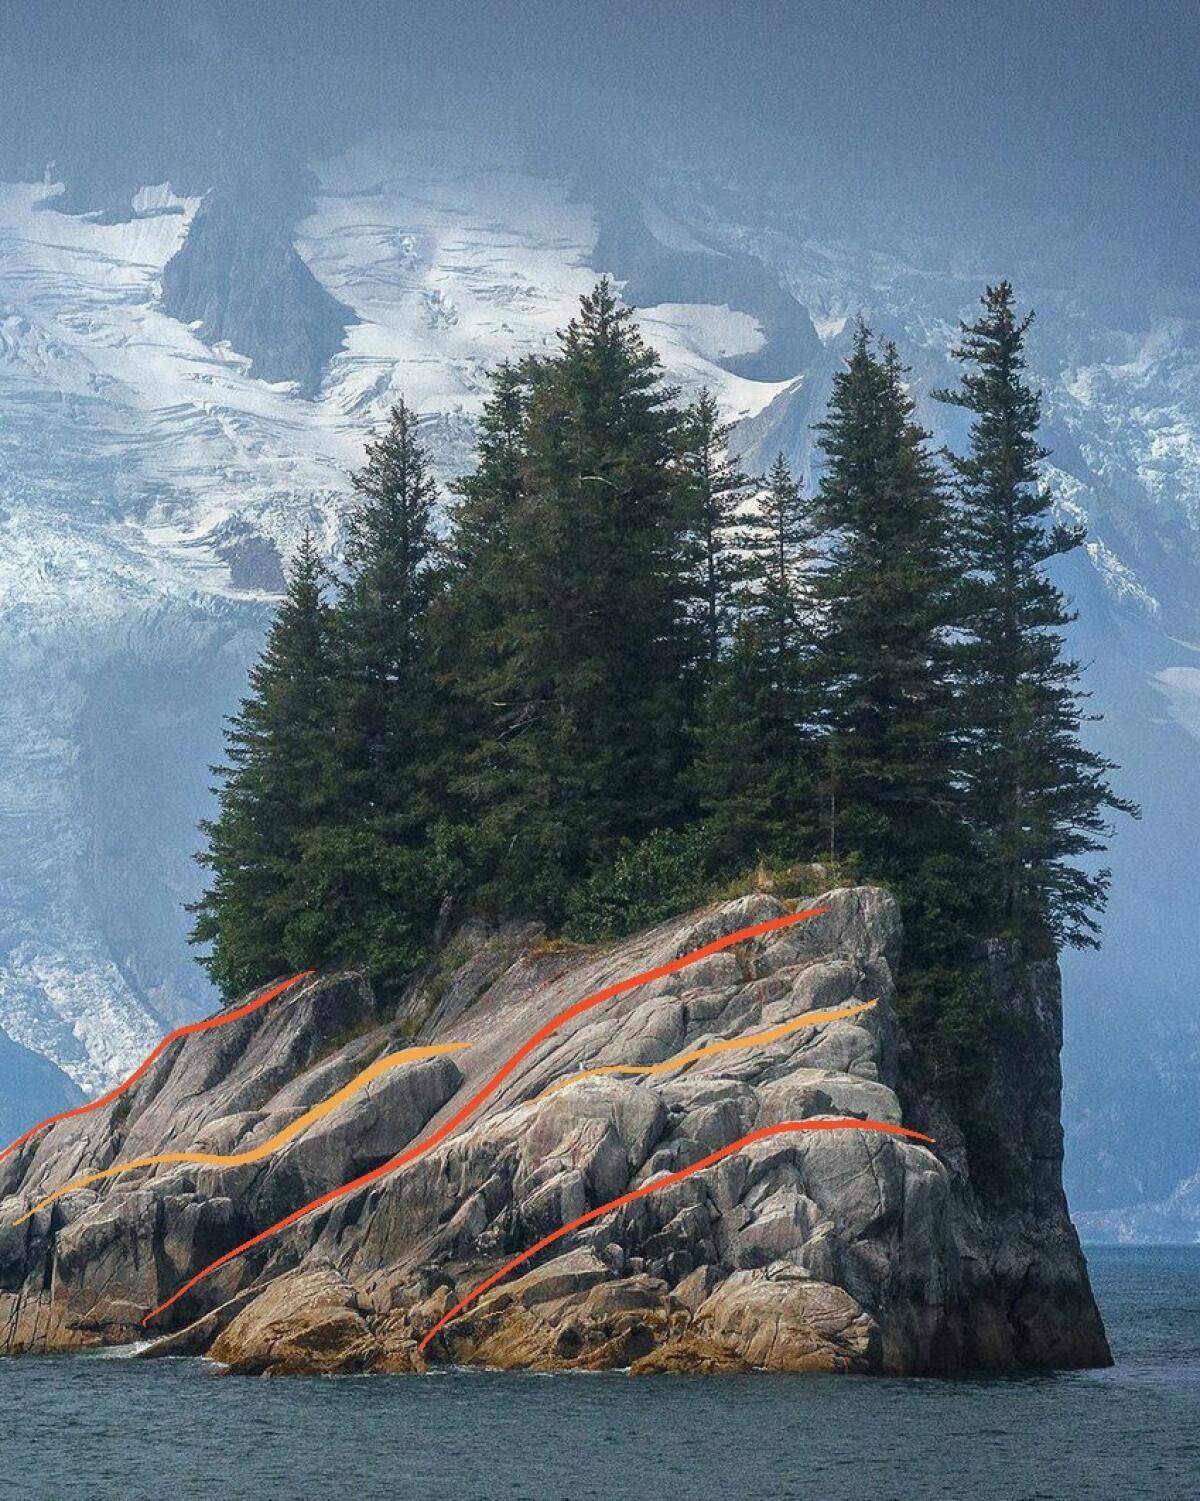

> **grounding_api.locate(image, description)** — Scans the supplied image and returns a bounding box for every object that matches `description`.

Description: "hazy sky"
[3,0,1196,262]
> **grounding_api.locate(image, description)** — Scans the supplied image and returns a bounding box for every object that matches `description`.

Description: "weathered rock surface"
[0,888,1110,1375]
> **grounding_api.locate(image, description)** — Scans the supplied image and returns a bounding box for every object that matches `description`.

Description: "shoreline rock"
[0,888,1110,1375]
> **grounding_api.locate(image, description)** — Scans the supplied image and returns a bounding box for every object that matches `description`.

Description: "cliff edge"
[0,888,1109,1374]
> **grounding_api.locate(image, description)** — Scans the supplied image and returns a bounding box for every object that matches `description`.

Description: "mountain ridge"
[0,122,1196,1229]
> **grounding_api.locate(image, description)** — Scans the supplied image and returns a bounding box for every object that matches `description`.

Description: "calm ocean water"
[0,1246,1195,1501]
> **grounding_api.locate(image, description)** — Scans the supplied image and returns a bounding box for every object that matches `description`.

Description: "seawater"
[0,1246,1195,1501]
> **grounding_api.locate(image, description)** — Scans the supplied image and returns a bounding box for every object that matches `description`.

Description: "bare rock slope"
[0,888,1109,1374]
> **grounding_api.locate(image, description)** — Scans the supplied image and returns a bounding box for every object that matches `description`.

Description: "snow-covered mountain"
[1,123,1196,1230]
[0,127,791,1093]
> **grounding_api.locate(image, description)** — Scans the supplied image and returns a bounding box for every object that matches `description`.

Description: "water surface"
[1,1246,1195,1500]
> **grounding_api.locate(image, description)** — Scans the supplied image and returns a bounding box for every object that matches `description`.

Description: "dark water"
[1,1246,1196,1501]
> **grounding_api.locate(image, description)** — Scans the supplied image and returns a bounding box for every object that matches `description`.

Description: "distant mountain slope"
[0,1028,82,1147]
[0,123,1196,1225]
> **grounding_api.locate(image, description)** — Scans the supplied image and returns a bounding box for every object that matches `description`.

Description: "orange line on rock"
[13,1043,470,1226]
[418,1116,936,1353]
[536,998,879,1099]
[0,971,315,1167]
[141,904,828,1327]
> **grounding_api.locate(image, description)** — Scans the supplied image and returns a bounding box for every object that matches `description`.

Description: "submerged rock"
[0,888,1110,1375]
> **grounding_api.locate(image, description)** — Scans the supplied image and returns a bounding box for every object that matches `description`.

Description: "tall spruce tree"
[811,325,964,881]
[436,361,529,821]
[281,399,457,991]
[675,387,755,682]
[936,283,1136,949]
[190,529,337,997]
[448,361,526,579]
[335,396,443,833]
[696,454,817,863]
[749,453,816,695]
[450,281,690,914]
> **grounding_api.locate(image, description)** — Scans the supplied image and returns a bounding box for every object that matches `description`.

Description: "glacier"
[0,123,1197,1228]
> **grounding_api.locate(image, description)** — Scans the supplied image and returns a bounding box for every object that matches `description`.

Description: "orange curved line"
[13,1043,470,1226]
[419,1116,936,1353]
[536,998,879,1100]
[141,904,827,1327]
[0,971,315,1168]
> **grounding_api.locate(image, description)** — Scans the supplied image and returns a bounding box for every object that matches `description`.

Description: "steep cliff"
[0,888,1109,1374]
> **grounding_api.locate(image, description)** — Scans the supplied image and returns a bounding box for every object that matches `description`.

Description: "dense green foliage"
[934,282,1138,949]
[812,326,965,880]
[189,530,337,995]
[675,387,757,685]
[191,404,462,994]
[192,281,1133,1059]
[695,451,817,865]
[562,825,718,943]
[444,283,693,917]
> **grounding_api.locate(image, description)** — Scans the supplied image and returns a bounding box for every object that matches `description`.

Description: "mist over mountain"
[0,0,1197,1231]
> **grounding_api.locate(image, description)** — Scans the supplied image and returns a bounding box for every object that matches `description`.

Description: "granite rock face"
[0,888,1110,1374]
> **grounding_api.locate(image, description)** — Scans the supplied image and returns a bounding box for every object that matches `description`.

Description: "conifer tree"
[335,397,443,834]
[438,362,529,820]
[279,400,457,991]
[190,529,336,997]
[675,388,755,682]
[454,281,689,913]
[696,454,817,863]
[448,361,526,576]
[811,325,963,880]
[936,283,1136,948]
[747,452,816,697]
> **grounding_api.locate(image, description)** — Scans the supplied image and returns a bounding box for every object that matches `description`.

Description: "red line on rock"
[418,1116,937,1353]
[0,971,315,1167]
[141,905,829,1328]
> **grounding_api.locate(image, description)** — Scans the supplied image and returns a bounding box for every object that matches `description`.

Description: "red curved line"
[420,1116,935,1353]
[0,971,315,1167]
[142,905,828,1327]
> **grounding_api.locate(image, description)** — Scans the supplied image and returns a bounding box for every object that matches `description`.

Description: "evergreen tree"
[335,396,443,835]
[675,388,755,682]
[811,324,964,880]
[935,283,1136,948]
[448,361,526,577]
[746,452,816,705]
[438,361,530,828]
[190,529,337,997]
[695,455,817,863]
[281,399,456,992]
[694,625,799,864]
[451,281,690,914]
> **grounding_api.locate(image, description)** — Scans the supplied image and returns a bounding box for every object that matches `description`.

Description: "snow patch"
[641,202,718,256]
[1151,666,1200,745]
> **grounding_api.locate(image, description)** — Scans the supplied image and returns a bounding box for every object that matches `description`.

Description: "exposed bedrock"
[0,887,1109,1375]
[160,183,356,395]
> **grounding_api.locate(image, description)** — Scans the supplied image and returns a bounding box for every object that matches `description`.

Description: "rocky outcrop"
[0,888,1110,1374]
[160,183,356,395]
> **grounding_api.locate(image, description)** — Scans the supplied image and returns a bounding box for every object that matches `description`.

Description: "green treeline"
[190,280,1134,1092]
